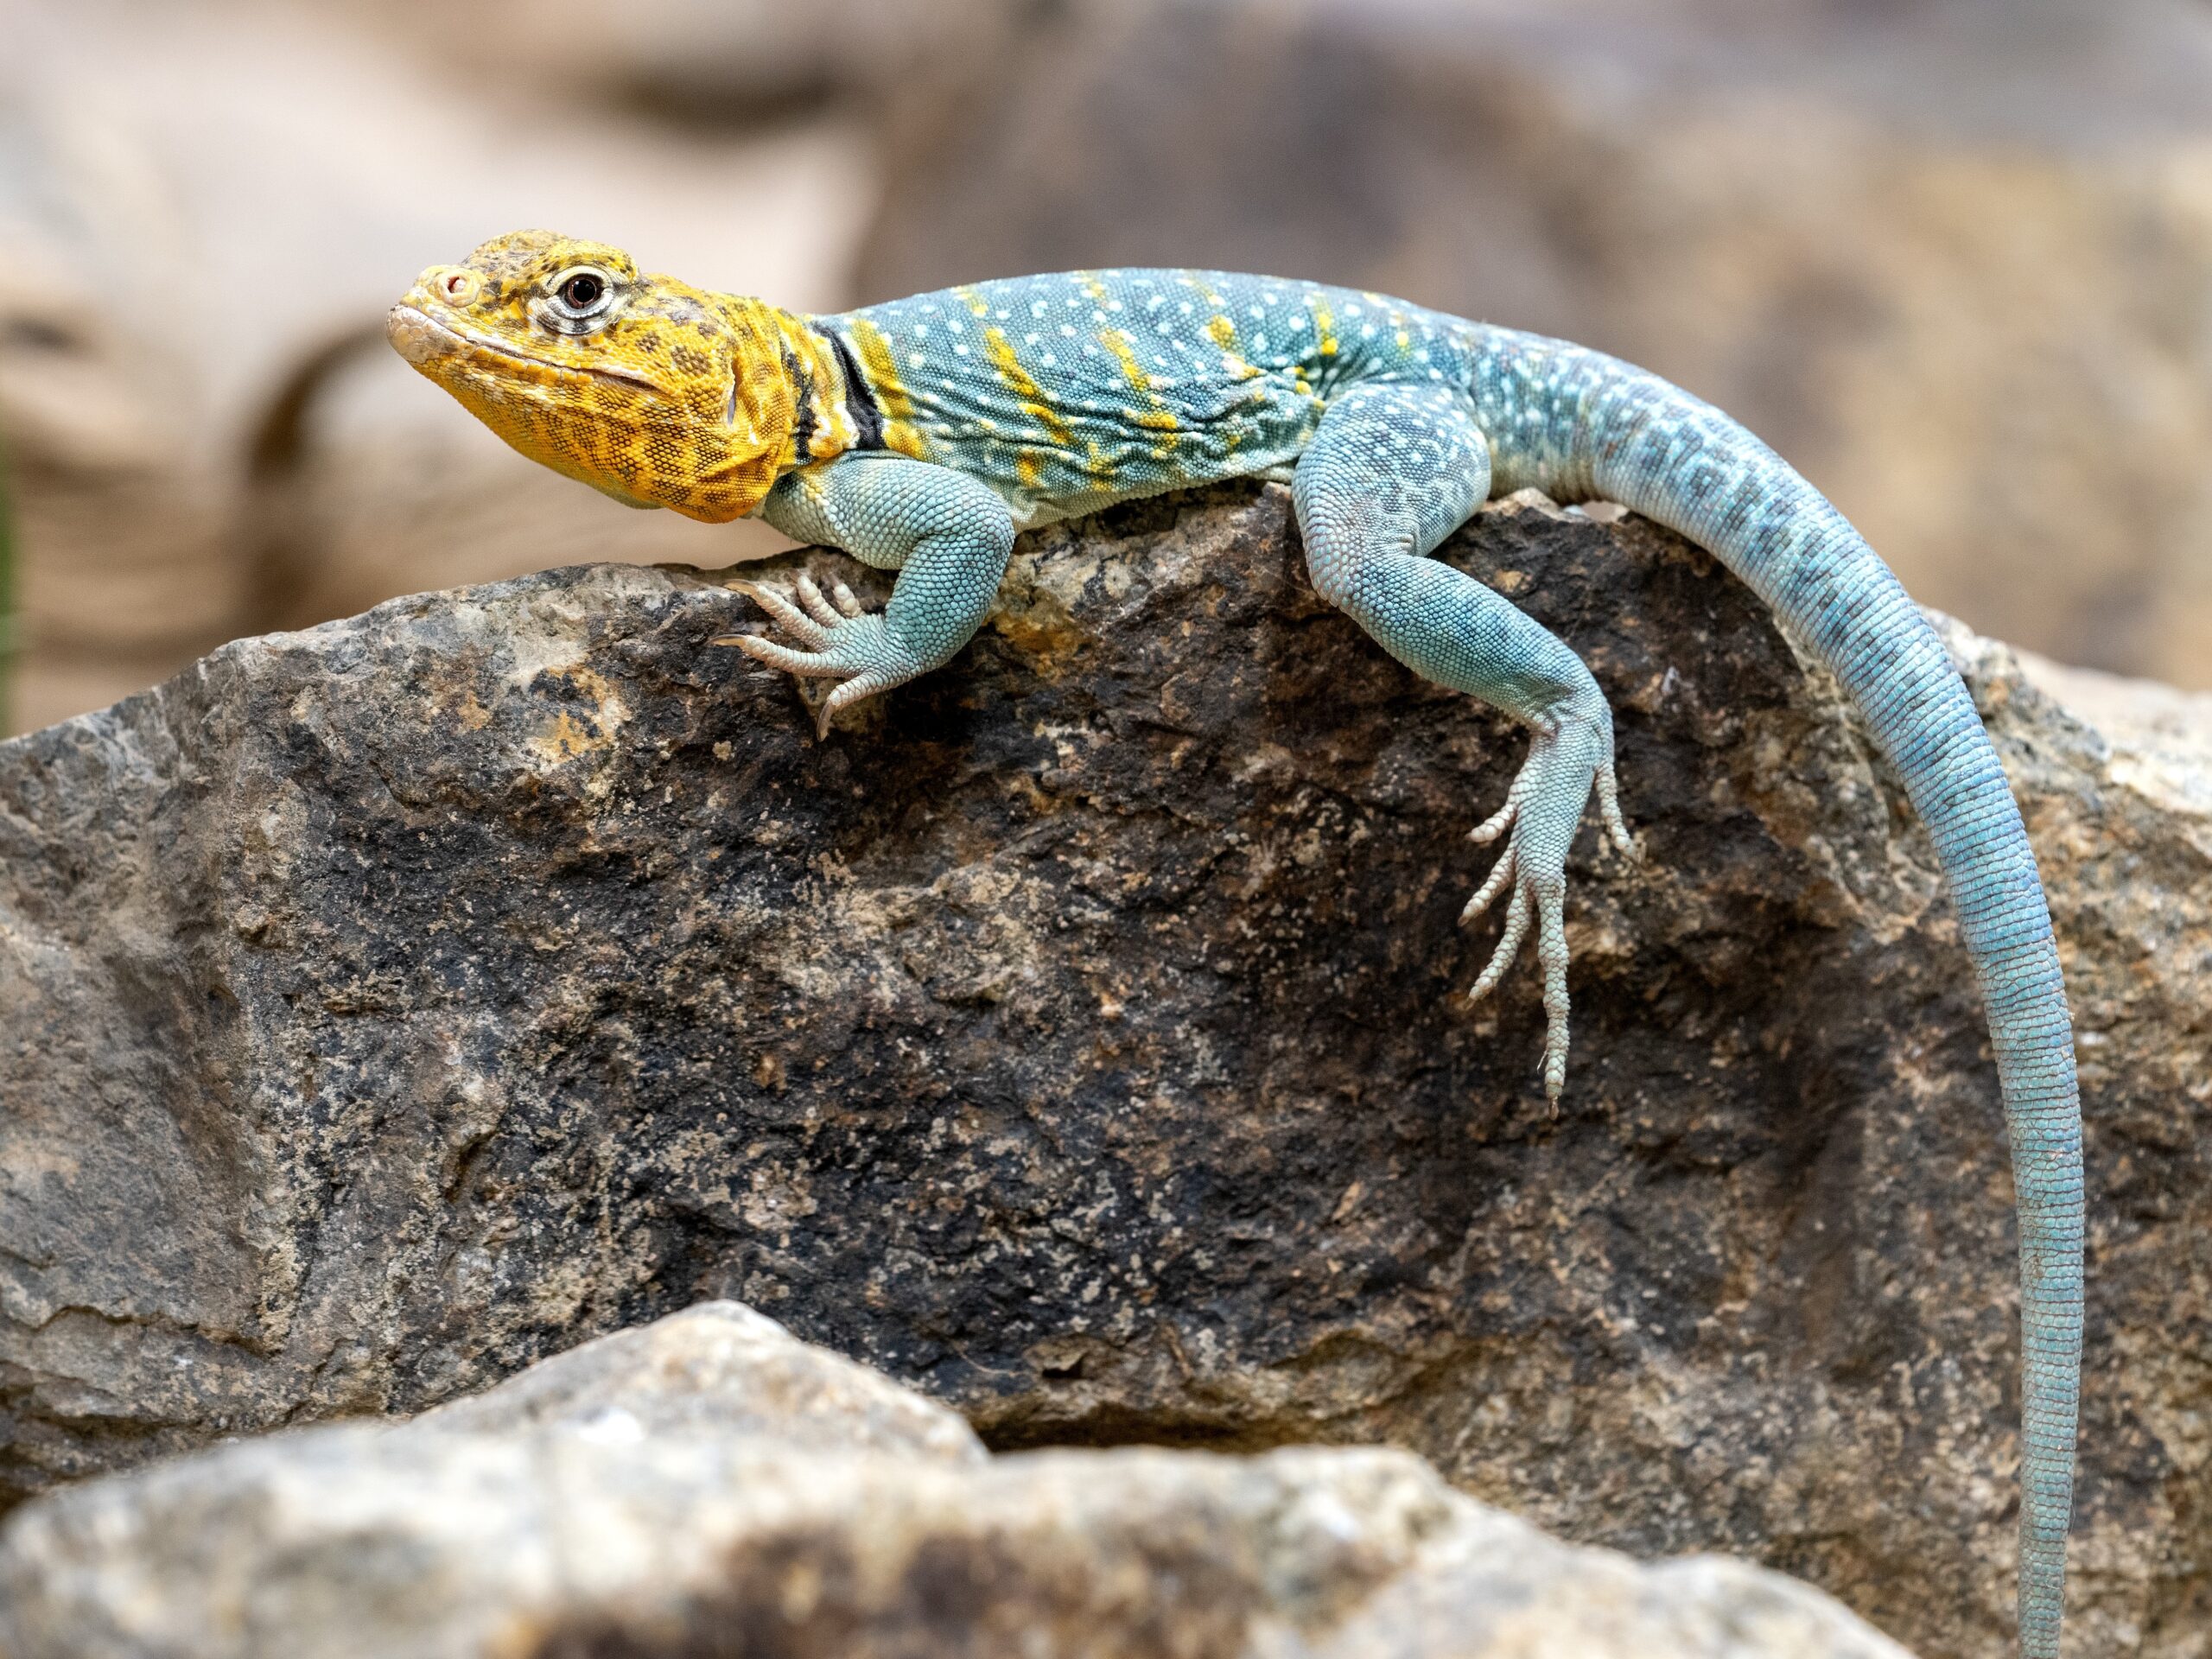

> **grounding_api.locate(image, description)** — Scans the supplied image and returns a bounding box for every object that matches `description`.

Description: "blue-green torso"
[826,270,1514,524]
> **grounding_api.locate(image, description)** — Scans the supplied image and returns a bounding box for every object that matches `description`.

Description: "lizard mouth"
[386,303,666,398]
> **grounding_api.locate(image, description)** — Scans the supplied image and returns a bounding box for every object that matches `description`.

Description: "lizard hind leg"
[1293,380,1634,1101]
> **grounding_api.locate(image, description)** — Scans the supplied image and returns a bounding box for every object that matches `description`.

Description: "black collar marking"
[782,346,819,464]
[816,324,886,452]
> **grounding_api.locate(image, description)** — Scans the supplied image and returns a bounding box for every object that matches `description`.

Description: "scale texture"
[389,230,2085,1656]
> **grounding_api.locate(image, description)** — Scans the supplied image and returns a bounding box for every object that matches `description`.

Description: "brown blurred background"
[3,0,2210,736]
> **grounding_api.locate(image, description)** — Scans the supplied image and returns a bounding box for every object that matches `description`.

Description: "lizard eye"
[542,266,620,334]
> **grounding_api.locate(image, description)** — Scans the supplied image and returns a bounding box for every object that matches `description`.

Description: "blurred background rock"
[3,0,2211,735]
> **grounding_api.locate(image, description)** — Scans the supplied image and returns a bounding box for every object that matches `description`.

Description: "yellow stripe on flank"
[1077,271,1111,305]
[1100,328,1153,393]
[1085,437,1117,492]
[1310,297,1338,358]
[953,284,992,318]
[982,326,1076,450]
[1101,327,1182,458]
[848,317,929,458]
[1206,314,1261,382]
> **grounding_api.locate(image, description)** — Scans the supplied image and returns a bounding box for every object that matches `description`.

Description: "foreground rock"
[406,1297,985,1460]
[0,1300,1907,1659]
[1,483,2206,1656]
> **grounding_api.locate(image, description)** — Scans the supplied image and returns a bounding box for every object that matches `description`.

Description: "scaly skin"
[391,231,2083,1656]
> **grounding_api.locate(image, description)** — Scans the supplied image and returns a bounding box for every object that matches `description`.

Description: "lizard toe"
[1535,875,1572,1103]
[1467,885,1532,1002]
[728,580,834,650]
[725,632,848,679]
[794,573,847,630]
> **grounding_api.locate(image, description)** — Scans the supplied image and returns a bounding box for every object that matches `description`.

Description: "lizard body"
[391,231,2083,1656]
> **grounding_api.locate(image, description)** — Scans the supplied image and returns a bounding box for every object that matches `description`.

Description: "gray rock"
[0,482,2205,1656]
[412,1298,984,1463]
[0,1302,1909,1659]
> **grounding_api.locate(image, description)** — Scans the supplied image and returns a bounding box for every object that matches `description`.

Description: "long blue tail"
[1525,346,2083,1656]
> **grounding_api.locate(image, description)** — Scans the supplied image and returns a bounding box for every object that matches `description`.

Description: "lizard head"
[387,229,825,523]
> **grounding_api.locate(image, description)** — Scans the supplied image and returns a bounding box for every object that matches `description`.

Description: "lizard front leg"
[1294,382,1636,1101]
[730,454,1016,735]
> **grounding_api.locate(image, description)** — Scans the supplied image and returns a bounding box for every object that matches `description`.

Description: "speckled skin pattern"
[392,231,2082,1656]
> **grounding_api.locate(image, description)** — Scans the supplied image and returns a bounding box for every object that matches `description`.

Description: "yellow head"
[388,230,842,523]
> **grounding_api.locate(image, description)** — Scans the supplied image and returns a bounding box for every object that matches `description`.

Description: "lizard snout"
[423,265,482,306]
[386,303,455,369]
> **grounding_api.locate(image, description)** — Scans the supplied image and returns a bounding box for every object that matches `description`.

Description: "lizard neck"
[716,296,861,482]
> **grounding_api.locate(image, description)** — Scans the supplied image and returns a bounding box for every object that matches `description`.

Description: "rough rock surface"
[0,483,2206,1656]
[0,1300,1909,1659]
[410,1298,985,1462]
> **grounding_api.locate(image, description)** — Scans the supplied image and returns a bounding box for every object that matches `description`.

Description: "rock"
[412,1299,985,1463]
[852,0,2212,690]
[0,1301,1908,1659]
[0,481,2205,1657]
[2016,650,2212,821]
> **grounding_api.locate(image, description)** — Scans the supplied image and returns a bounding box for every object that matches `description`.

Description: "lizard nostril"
[439,270,480,304]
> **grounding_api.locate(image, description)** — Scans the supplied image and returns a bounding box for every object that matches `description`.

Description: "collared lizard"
[389,230,2084,1656]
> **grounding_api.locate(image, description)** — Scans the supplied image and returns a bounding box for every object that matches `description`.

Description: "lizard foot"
[1459,715,1637,1102]
[716,575,911,738]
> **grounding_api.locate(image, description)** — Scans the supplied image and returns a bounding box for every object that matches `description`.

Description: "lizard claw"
[1465,868,1572,1104]
[1594,757,1640,862]
[715,578,911,738]
[1459,712,1630,1102]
